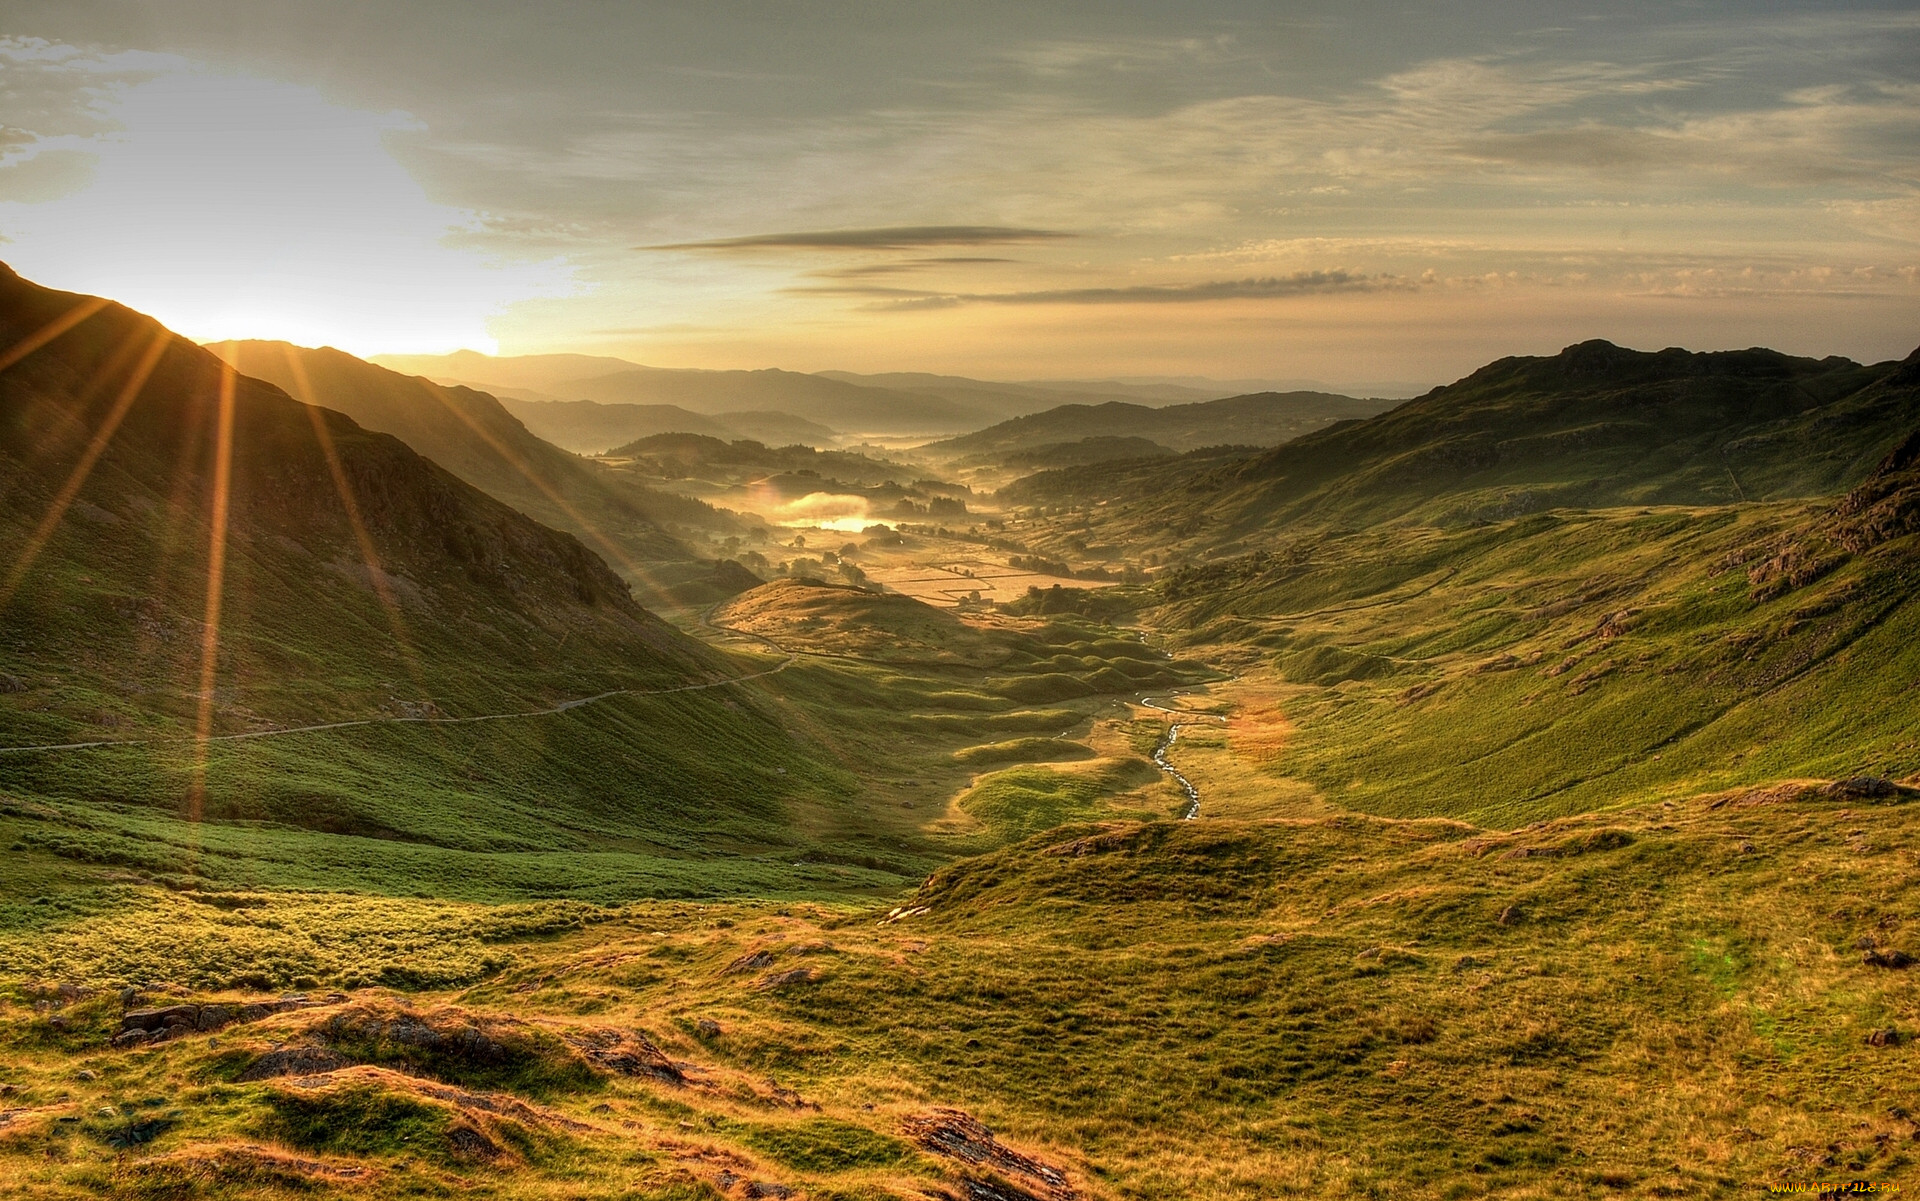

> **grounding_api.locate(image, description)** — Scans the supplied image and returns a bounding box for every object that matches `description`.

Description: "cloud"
[642,225,1073,252]
[821,270,1408,311]
[808,256,1016,279]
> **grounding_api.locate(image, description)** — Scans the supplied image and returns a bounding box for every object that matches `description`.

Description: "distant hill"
[555,366,985,435]
[1002,435,1175,469]
[816,370,1207,417]
[209,341,731,564]
[494,396,839,455]
[371,350,642,392]
[494,396,734,451]
[376,352,1000,435]
[925,391,1395,458]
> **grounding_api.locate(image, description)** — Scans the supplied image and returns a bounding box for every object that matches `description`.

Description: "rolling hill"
[377,352,1001,435]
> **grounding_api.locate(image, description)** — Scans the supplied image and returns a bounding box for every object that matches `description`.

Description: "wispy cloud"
[643,225,1072,252]
[791,270,1407,311]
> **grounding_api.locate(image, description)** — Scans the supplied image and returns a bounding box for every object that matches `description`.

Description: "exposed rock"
[565,1028,684,1083]
[696,1019,723,1038]
[119,996,313,1043]
[1497,905,1520,927]
[756,968,815,990]
[1823,776,1903,800]
[1864,949,1914,969]
[725,950,776,975]
[743,1184,793,1199]
[903,1108,1076,1201]
[1867,1028,1903,1048]
[964,1181,1049,1201]
[445,1123,502,1160]
[237,1047,350,1081]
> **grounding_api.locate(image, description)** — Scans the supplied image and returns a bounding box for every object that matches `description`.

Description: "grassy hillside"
[1180,340,1920,537]
[207,341,731,558]
[3,780,1914,1199]
[9,296,1920,1201]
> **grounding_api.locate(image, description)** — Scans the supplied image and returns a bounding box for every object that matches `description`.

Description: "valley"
[2,267,1918,1199]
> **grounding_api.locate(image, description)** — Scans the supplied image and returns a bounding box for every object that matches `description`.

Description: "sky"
[0,1,1916,388]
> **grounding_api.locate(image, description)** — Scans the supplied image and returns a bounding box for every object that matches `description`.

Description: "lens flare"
[184,360,238,821]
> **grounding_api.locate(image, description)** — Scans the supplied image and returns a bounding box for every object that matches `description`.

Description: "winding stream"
[1141,694,1226,820]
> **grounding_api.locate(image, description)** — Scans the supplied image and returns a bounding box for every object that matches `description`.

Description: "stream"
[1141,694,1225,820]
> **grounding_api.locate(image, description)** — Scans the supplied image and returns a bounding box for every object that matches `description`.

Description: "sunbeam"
[0,296,110,375]
[0,327,172,611]
[184,360,238,822]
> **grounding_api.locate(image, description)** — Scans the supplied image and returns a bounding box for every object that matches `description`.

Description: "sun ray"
[184,360,239,822]
[0,328,173,611]
[0,325,153,519]
[0,296,110,375]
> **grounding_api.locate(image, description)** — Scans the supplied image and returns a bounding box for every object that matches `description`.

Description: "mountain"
[494,396,840,455]
[925,390,1395,458]
[207,341,731,565]
[1187,339,1920,535]
[817,369,1184,418]
[0,264,896,901]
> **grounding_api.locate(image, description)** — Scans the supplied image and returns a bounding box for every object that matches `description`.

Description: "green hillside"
[1197,340,1918,534]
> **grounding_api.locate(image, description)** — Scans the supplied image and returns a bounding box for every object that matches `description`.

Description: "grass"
[2,782,1916,1199]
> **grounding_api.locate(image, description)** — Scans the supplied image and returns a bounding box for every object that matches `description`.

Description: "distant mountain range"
[926,391,1397,459]
[492,398,838,455]
[372,351,1407,442]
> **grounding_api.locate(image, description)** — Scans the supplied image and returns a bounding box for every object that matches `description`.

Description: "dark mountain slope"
[0,265,847,876]
[924,390,1392,458]
[208,341,727,562]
